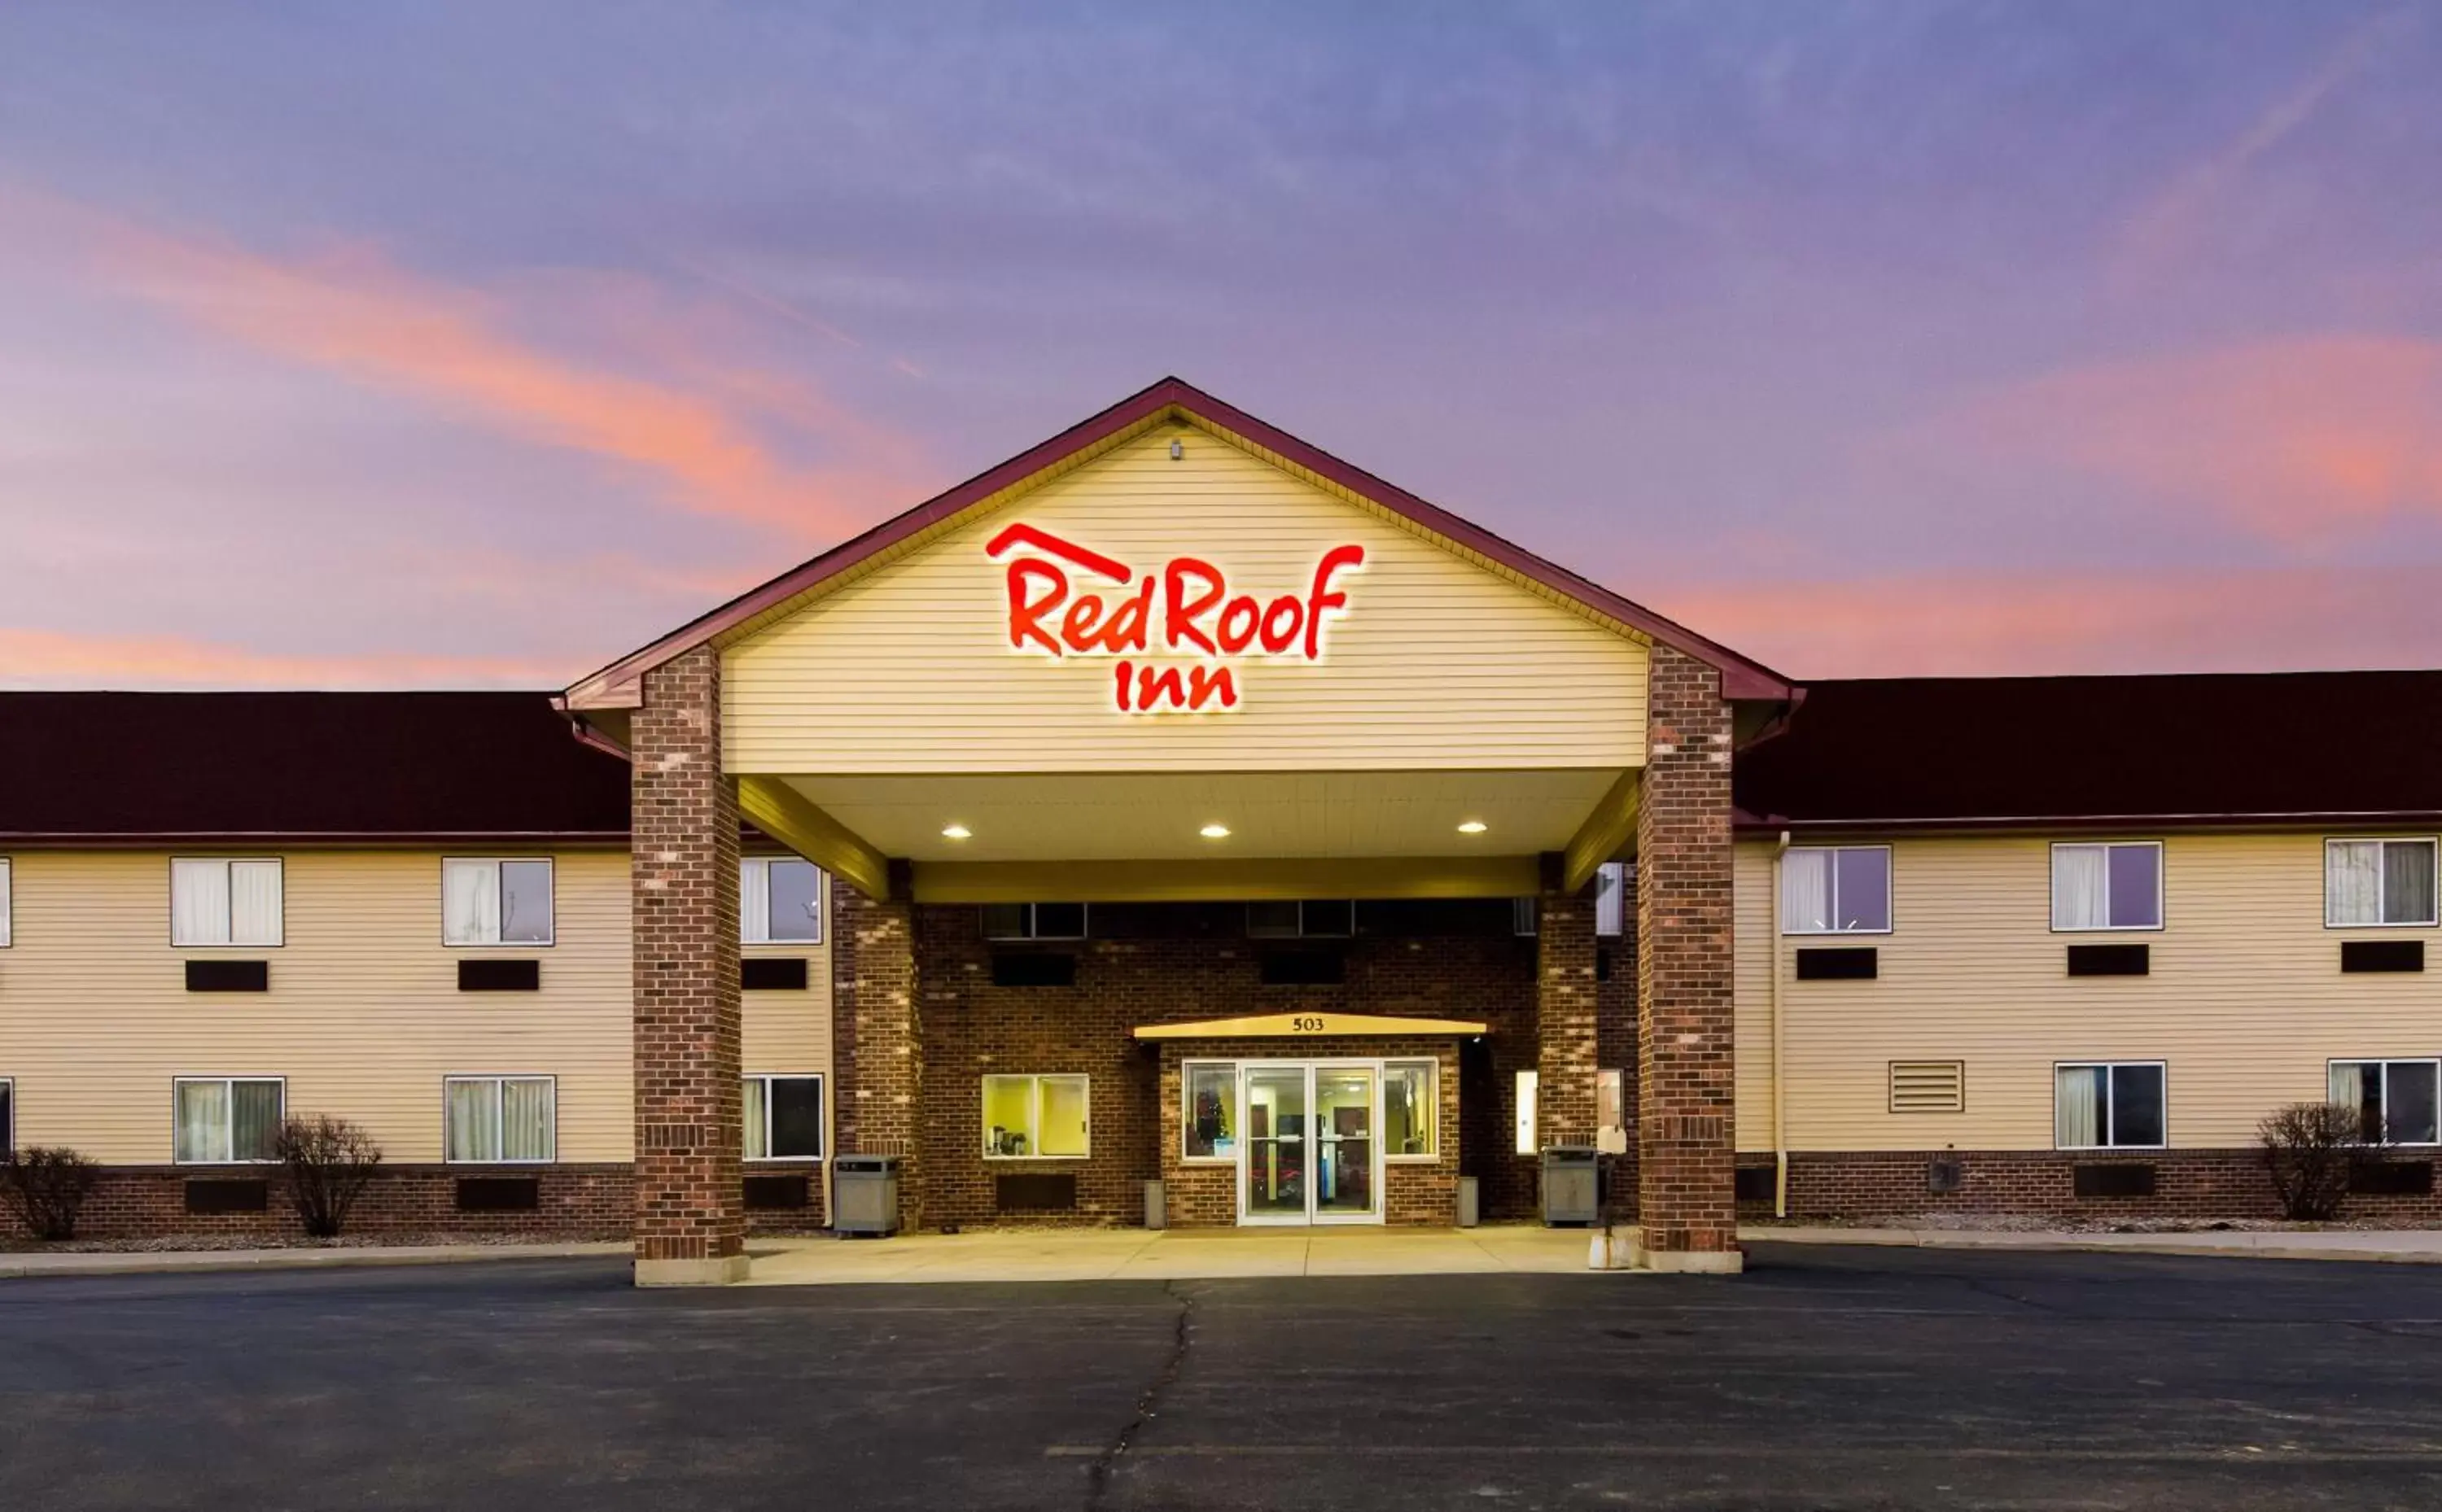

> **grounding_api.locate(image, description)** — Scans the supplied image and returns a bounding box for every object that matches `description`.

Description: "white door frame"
[1235,1058,1386,1227]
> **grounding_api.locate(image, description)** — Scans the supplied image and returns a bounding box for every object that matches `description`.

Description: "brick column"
[1633,644,1742,1273]
[630,646,746,1285]
[1535,872,1600,1157]
[833,883,921,1229]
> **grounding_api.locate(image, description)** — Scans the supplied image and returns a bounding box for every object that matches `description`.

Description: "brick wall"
[629,648,746,1269]
[1636,644,1739,1256]
[1535,881,1600,1148]
[915,901,1540,1229]
[1737,1147,2442,1223]
[834,882,922,1226]
[4,1163,830,1242]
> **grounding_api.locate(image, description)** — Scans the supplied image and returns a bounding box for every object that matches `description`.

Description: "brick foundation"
[1635,644,1740,1260]
[1739,1148,2442,1224]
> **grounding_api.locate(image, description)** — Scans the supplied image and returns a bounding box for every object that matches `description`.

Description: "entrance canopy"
[562,378,1789,902]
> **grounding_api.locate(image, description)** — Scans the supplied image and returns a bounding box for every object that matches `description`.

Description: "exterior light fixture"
[941,824,972,840]
[1457,820,1488,835]
[1199,823,1231,839]
[1169,439,1184,460]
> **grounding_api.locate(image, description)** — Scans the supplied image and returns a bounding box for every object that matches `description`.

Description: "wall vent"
[1888,1060,1966,1114]
[2341,940,2425,974]
[741,957,811,991]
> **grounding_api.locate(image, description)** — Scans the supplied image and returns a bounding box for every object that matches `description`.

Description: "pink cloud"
[0,627,569,690]
[1654,562,2442,679]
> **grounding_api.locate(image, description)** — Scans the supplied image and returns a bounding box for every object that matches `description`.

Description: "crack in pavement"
[1083,1279,1196,1510]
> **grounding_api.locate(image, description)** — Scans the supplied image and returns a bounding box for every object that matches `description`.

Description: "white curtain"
[172,859,230,946]
[2327,842,2381,926]
[501,1078,554,1161]
[1780,850,1831,933]
[2051,846,2109,930]
[740,860,771,945]
[2386,842,2436,925]
[231,1080,282,1161]
[443,860,498,945]
[229,860,282,946]
[742,1077,768,1160]
[1038,1076,1089,1157]
[2055,1066,2102,1148]
[2329,1061,2368,1140]
[448,1080,499,1161]
[175,1080,228,1163]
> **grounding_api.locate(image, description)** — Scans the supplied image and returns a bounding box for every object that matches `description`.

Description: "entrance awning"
[1132,1012,1487,1041]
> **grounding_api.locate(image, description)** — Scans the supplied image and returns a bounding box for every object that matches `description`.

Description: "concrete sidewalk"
[0,1240,626,1280]
[1748,1225,2442,1265]
[741,1223,1603,1285]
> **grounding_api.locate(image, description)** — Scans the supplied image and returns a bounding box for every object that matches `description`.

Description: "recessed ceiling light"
[941,824,972,840]
[1457,820,1488,835]
[1199,823,1231,839]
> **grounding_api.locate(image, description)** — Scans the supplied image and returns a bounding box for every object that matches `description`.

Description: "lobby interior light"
[1199,823,1231,839]
[1456,820,1488,835]
[941,824,972,840]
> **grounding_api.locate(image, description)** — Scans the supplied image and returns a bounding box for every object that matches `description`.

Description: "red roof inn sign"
[987,522,1365,714]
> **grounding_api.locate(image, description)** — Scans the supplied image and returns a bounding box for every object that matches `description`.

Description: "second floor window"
[444,859,554,946]
[171,859,283,947]
[2326,839,2437,928]
[1781,846,1890,934]
[1247,899,1354,938]
[742,858,824,944]
[982,902,1088,941]
[2051,841,2162,931]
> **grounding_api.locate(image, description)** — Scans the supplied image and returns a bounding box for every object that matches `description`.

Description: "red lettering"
[984,522,1131,581]
[1114,659,1135,710]
[1187,664,1239,710]
[1303,544,1365,659]
[1258,595,1303,653]
[1100,577,1153,653]
[1163,557,1225,654]
[1136,662,1188,710]
[1216,595,1261,654]
[1060,593,1107,653]
[1005,559,1069,655]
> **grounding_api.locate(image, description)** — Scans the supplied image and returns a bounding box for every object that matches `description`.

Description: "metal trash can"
[1541,1145,1600,1226]
[1144,1178,1166,1230]
[832,1153,902,1236]
[1455,1176,1480,1229]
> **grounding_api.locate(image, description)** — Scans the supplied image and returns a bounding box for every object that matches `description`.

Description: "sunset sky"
[2,2,2438,688]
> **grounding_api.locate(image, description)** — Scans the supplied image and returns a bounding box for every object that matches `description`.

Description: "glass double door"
[1239,1061,1382,1226]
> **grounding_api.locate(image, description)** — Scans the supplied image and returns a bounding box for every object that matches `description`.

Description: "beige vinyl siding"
[722,422,1648,775]
[0,851,834,1166]
[1735,832,2442,1151]
[742,863,835,1085]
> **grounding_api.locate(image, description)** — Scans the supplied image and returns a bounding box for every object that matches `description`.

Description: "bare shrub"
[2258,1102,2362,1222]
[1,1147,103,1241]
[275,1115,383,1239]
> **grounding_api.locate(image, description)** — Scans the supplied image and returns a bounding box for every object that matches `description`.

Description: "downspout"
[1772,828,1792,1219]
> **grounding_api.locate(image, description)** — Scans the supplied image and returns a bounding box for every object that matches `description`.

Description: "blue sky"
[2,2,2436,684]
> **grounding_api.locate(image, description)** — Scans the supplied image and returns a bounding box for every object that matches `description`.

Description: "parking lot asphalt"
[4,1242,2441,1510]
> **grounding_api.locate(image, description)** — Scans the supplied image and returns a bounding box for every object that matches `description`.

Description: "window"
[1183,1062,1237,1161]
[2326,840,2438,928]
[1512,898,1538,937]
[1385,1060,1437,1160]
[2053,1063,2165,1150]
[443,859,554,946]
[742,859,824,945]
[2329,1060,2440,1146]
[982,902,1088,941]
[744,1074,825,1160]
[2051,842,2163,931]
[1780,846,1891,934]
[173,1077,284,1164]
[0,857,11,947]
[1595,862,1628,937]
[981,1073,1089,1159]
[444,1076,556,1163]
[1514,1069,1538,1155]
[1596,1068,1626,1136]
[171,859,283,947]
[1246,900,1354,938]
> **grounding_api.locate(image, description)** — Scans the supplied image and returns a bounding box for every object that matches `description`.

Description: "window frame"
[1245,900,1355,939]
[440,857,556,948]
[2323,837,2440,930]
[743,1072,827,1163]
[2050,1060,2168,1152]
[2048,841,2165,933]
[741,858,826,946]
[980,1072,1092,1160]
[1779,845,1894,937]
[982,902,1089,942]
[168,857,286,948]
[1383,1058,1439,1164]
[1180,1060,1239,1165]
[2326,1057,2442,1147]
[441,1073,558,1165]
[170,1075,287,1165]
